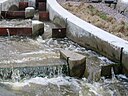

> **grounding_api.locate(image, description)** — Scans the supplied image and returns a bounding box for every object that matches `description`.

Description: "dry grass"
[62,2,128,40]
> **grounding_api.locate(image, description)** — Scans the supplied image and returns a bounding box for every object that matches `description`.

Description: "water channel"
[0,20,128,96]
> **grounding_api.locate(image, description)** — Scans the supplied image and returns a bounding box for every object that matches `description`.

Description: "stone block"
[60,50,86,78]
[32,20,44,37]
[25,7,35,19]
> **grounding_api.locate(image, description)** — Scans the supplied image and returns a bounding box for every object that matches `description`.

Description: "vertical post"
[65,18,67,28]
[108,4,111,7]
[120,47,124,74]
[67,57,70,76]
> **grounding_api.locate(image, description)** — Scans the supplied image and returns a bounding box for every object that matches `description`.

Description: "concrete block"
[39,11,49,21]
[101,66,112,78]
[38,2,46,11]
[52,28,66,38]
[36,0,46,8]
[101,63,122,78]
[60,50,86,78]
[32,20,44,37]
[25,7,35,19]
[19,2,28,10]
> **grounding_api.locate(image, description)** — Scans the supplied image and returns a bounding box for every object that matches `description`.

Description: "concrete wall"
[47,0,128,75]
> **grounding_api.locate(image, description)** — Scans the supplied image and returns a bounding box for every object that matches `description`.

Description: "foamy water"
[0,22,127,96]
[1,76,116,96]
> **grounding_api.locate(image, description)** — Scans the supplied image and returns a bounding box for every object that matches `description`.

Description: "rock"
[32,20,44,37]
[25,7,35,19]
[60,50,86,78]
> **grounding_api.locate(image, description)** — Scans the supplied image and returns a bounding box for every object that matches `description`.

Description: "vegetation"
[62,2,128,40]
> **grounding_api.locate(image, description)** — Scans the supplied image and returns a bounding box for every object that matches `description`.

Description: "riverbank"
[61,1,128,41]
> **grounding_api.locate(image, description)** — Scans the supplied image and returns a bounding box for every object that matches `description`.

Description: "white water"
[1,76,115,96]
[0,22,127,96]
[0,36,127,96]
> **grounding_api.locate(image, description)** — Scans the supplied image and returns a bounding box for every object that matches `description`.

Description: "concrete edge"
[47,0,128,75]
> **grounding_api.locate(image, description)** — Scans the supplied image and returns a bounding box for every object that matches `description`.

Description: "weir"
[0,0,128,96]
[0,58,68,81]
[0,0,126,80]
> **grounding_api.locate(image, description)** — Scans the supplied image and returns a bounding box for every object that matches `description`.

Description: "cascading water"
[0,64,68,82]
[0,22,127,96]
[6,29,10,37]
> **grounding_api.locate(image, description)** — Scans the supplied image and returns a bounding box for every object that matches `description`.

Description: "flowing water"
[0,22,127,96]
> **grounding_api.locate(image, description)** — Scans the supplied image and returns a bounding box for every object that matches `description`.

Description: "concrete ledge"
[0,20,44,37]
[1,11,25,19]
[47,0,128,75]
[60,50,86,78]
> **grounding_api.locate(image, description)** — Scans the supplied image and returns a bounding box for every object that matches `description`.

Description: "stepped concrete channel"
[0,0,86,80]
[0,0,127,81]
[48,0,128,75]
[0,1,128,96]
